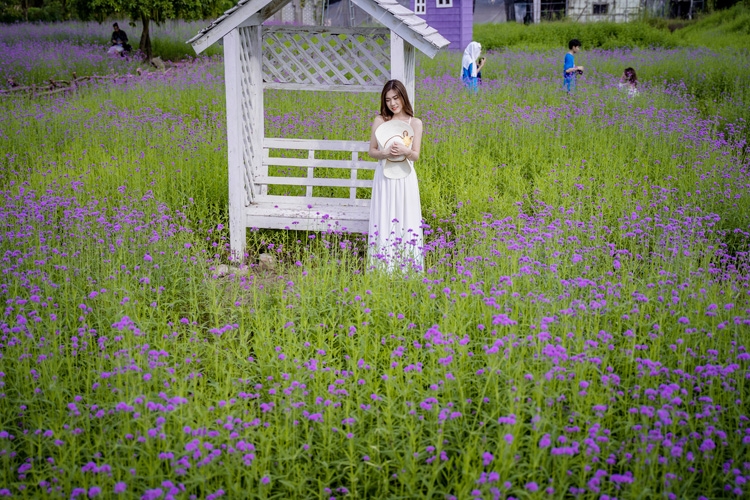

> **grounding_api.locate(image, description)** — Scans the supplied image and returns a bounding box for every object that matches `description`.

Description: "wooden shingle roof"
[350,0,450,57]
[187,0,450,57]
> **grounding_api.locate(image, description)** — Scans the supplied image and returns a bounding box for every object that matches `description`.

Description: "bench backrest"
[259,138,377,208]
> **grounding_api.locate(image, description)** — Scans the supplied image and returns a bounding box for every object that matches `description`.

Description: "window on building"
[436,0,453,8]
[415,0,426,14]
[592,3,608,14]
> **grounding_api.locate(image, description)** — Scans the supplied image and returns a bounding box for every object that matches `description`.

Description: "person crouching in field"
[563,39,584,93]
[108,23,132,56]
[619,67,639,97]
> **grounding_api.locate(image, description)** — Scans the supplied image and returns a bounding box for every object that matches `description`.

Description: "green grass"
[475,1,750,50]
[0,26,749,500]
[474,20,681,51]
[677,1,750,48]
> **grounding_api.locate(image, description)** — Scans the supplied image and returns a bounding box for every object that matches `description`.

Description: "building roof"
[187,0,450,58]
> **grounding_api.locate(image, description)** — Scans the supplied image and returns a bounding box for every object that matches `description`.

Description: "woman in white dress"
[367,80,424,272]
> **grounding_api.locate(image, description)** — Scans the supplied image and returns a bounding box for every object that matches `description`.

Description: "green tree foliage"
[0,0,69,22]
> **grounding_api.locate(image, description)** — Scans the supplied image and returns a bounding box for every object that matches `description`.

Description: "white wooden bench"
[246,137,378,233]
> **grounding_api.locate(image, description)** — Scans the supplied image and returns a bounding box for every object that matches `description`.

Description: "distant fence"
[1,68,169,98]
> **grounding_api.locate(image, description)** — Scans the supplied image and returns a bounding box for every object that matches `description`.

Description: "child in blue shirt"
[563,39,584,92]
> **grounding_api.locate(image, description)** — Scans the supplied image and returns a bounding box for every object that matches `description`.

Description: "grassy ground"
[475,2,750,50]
[0,16,749,500]
[676,1,750,48]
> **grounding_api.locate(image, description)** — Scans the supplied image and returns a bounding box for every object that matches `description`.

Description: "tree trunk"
[139,15,152,61]
[22,0,28,21]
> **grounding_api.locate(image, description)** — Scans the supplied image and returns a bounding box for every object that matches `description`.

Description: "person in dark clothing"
[108,23,131,56]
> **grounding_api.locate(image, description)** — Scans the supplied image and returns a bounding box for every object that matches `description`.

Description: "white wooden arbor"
[188,0,449,261]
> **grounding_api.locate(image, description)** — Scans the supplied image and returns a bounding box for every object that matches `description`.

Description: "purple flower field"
[0,20,223,86]
[0,29,749,498]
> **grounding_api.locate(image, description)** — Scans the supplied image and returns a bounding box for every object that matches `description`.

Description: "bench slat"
[255,176,373,188]
[254,196,371,207]
[263,157,377,170]
[247,202,370,215]
[264,137,371,152]
[245,216,369,233]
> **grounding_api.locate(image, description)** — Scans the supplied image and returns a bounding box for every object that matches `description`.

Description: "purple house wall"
[411,0,473,51]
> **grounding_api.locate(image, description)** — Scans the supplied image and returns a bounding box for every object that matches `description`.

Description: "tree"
[74,0,224,60]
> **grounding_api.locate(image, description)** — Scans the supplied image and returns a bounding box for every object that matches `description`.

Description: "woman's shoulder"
[370,114,386,133]
[410,116,423,129]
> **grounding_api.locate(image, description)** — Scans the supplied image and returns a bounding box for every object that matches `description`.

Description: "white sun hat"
[375,119,414,180]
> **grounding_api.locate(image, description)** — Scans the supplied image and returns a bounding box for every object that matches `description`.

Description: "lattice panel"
[238,27,262,206]
[262,27,390,89]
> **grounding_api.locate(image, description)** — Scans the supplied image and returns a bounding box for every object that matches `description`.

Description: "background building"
[268,0,706,28]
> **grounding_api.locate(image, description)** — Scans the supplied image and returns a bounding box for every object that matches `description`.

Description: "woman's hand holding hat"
[388,139,410,159]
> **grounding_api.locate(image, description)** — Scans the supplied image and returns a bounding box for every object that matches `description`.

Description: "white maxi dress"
[367,121,424,272]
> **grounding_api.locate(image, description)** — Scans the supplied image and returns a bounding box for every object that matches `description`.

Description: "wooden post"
[390,32,404,82]
[391,31,412,100]
[246,25,265,197]
[390,33,416,108]
[403,42,416,112]
[533,0,541,23]
[224,29,246,262]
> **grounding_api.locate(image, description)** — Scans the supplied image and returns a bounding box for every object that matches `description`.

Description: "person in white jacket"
[461,41,486,91]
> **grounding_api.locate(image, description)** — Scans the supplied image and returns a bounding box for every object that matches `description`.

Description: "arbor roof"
[187,0,450,57]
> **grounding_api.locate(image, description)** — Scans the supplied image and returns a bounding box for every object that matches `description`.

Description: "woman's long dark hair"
[380,80,414,120]
[624,67,638,87]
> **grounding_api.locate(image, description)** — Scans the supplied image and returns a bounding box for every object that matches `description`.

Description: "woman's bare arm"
[368,116,389,160]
